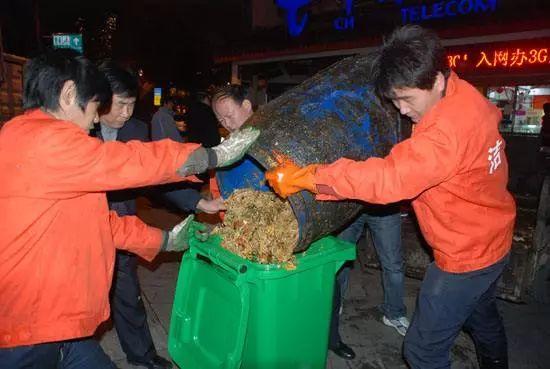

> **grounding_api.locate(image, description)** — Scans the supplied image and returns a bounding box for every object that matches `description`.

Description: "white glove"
[176,127,260,177]
[163,215,195,252]
[212,127,260,167]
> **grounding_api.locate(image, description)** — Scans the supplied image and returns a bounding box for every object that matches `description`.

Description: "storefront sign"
[276,0,356,36]
[334,0,355,31]
[400,0,498,23]
[276,0,499,37]
[275,0,311,37]
[448,47,548,69]
[446,40,550,74]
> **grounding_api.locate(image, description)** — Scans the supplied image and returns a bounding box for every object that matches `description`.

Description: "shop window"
[487,85,550,135]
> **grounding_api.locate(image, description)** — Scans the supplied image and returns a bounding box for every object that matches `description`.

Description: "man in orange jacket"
[267,25,515,369]
[0,50,259,369]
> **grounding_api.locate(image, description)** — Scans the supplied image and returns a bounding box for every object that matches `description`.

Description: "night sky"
[3,0,547,87]
[1,0,250,86]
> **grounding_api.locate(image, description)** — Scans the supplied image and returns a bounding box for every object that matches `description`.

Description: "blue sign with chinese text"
[276,0,356,36]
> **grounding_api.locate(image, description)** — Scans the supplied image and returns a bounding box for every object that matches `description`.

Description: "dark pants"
[0,338,116,369]
[404,254,509,369]
[329,209,403,347]
[111,252,156,362]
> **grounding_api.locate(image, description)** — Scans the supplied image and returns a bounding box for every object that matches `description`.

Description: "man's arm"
[32,122,200,198]
[151,112,182,142]
[149,114,209,213]
[109,211,164,261]
[315,123,460,204]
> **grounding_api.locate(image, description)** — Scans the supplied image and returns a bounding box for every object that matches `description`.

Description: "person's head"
[257,75,268,90]
[23,49,110,132]
[173,97,186,132]
[211,85,253,132]
[196,91,211,106]
[174,120,186,132]
[543,102,550,115]
[162,95,176,110]
[373,25,450,123]
[139,79,154,98]
[98,61,139,129]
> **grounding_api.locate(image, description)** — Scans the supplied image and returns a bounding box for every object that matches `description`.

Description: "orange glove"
[265,161,319,198]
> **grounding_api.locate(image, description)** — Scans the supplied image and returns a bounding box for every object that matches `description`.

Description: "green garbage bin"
[168,234,356,369]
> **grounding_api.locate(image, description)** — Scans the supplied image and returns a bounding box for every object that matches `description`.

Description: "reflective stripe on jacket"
[315,72,516,273]
[0,109,200,348]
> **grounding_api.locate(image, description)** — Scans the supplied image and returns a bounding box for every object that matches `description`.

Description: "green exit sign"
[52,34,83,53]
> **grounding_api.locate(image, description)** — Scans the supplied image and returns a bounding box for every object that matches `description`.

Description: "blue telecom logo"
[275,0,355,37]
[276,0,498,37]
[275,0,312,37]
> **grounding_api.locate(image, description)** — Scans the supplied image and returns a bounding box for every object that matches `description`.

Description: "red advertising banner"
[446,38,550,75]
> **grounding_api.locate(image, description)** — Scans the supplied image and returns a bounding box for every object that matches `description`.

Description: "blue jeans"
[329,208,404,346]
[0,338,116,369]
[404,254,509,369]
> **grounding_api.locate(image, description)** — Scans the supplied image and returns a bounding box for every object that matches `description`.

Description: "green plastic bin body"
[168,235,355,369]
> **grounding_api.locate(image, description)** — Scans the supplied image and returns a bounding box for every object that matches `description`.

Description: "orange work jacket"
[207,172,226,223]
[0,109,200,348]
[315,72,516,273]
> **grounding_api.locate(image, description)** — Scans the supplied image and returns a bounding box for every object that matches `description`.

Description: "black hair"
[195,91,210,102]
[97,60,138,98]
[211,84,246,105]
[373,25,450,99]
[161,94,177,106]
[543,102,550,114]
[23,49,111,112]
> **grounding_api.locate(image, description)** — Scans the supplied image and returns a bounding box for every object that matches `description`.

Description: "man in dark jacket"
[92,62,172,369]
[94,62,224,369]
[183,91,221,148]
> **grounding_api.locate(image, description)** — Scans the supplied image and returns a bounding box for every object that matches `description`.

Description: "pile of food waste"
[212,189,298,265]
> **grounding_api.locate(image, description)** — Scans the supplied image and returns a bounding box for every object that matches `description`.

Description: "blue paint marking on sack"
[216,157,270,199]
[299,85,382,157]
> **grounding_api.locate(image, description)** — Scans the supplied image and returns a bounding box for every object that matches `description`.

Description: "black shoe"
[329,341,356,360]
[478,356,508,369]
[128,354,173,369]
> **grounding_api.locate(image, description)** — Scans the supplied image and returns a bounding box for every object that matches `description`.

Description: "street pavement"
[98,252,550,369]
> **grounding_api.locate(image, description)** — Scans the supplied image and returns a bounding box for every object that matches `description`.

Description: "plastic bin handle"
[205,246,249,279]
[189,236,249,281]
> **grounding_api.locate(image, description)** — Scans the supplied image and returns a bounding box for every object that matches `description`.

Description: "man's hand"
[265,160,320,198]
[196,197,226,214]
[162,215,207,252]
[212,127,260,167]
